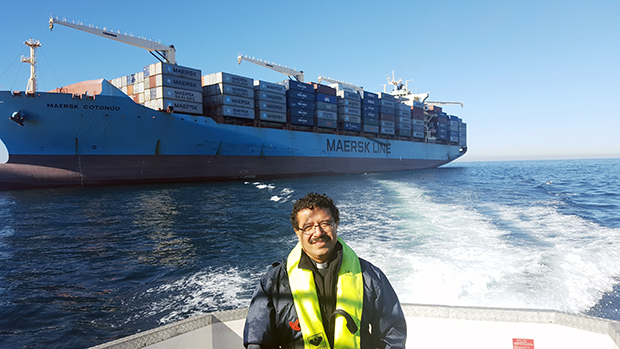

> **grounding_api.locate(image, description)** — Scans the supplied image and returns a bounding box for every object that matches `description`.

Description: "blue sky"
[1,0,618,161]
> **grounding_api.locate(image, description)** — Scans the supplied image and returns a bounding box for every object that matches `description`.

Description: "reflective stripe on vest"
[286,237,363,349]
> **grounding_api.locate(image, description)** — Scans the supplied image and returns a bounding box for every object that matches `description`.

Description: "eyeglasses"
[298,221,335,235]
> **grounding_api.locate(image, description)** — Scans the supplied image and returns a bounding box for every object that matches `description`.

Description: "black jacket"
[243,254,407,348]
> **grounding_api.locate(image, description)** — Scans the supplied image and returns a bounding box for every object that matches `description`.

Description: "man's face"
[294,207,338,263]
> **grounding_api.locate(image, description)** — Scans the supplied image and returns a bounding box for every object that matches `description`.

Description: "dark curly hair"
[290,192,340,230]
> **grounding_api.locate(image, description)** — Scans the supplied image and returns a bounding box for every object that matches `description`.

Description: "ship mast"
[21,38,41,94]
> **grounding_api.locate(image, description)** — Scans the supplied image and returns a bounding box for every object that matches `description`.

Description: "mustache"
[309,235,331,244]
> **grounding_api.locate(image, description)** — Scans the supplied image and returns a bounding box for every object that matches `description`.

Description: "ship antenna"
[21,38,41,94]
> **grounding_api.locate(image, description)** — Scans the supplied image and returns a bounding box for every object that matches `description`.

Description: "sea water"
[0,158,618,348]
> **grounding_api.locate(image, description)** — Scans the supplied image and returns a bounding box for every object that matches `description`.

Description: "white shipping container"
[206,95,254,108]
[153,75,202,92]
[396,123,412,130]
[134,82,144,94]
[204,72,253,88]
[160,63,201,81]
[413,119,425,126]
[254,90,286,104]
[206,84,254,98]
[147,87,203,102]
[121,75,128,87]
[147,98,203,115]
[254,80,287,95]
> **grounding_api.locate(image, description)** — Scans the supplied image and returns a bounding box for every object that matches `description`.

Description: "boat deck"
[90,304,620,349]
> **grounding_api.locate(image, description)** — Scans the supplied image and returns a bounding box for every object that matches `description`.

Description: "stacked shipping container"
[110,62,203,115]
[284,80,316,128]
[202,72,255,120]
[378,92,395,136]
[254,80,287,124]
[112,67,465,145]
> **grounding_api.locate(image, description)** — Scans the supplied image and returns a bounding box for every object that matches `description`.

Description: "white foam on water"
[126,267,255,325]
[248,181,295,203]
[342,179,620,315]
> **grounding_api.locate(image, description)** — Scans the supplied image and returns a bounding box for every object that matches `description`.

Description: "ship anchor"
[10,111,26,126]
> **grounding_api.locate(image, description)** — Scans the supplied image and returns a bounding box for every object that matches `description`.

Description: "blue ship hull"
[0,89,464,189]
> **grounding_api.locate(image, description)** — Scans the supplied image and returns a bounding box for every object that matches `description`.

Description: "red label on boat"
[513,338,534,349]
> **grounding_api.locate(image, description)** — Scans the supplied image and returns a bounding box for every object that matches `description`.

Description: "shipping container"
[362,109,378,118]
[290,114,314,126]
[315,101,338,112]
[206,95,254,108]
[255,101,287,113]
[399,129,413,137]
[377,92,395,101]
[398,116,412,124]
[363,124,379,133]
[317,119,337,129]
[380,127,395,135]
[339,115,361,123]
[337,90,360,100]
[362,104,378,112]
[286,89,314,102]
[254,90,286,104]
[337,106,361,116]
[379,99,395,108]
[281,80,313,92]
[311,83,336,96]
[205,84,254,98]
[203,72,253,88]
[288,98,315,110]
[146,98,203,115]
[363,117,379,126]
[359,90,378,100]
[289,107,312,118]
[211,105,255,120]
[361,98,378,105]
[148,63,201,81]
[326,82,356,93]
[259,111,287,123]
[343,122,362,131]
[149,86,202,103]
[315,93,337,104]
[153,75,202,92]
[381,120,395,128]
[338,98,361,109]
[380,114,395,122]
[315,110,337,121]
[254,80,287,94]
[379,106,395,115]
[396,123,412,130]
[413,131,425,139]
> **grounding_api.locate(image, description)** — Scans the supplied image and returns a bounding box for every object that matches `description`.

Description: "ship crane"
[49,16,176,64]
[237,54,304,82]
[317,76,364,93]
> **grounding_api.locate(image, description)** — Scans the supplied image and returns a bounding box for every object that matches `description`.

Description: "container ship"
[0,17,467,190]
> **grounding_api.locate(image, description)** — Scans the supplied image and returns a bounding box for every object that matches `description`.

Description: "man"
[244,193,406,349]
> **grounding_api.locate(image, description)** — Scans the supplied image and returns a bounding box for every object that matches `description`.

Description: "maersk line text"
[326,139,391,154]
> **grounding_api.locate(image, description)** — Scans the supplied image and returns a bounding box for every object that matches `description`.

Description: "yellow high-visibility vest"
[286,237,363,349]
